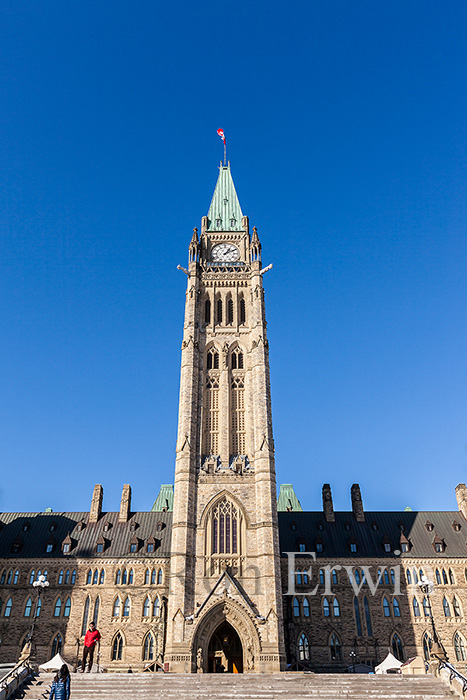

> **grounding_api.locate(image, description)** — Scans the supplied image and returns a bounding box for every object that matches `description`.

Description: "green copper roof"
[207,162,244,232]
[277,484,303,512]
[151,484,174,512]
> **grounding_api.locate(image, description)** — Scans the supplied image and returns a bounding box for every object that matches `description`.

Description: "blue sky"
[1,1,466,515]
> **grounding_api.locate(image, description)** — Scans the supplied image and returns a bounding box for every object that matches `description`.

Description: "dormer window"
[63,543,70,553]
[76,520,85,532]
[453,521,461,532]
[96,536,105,554]
[344,522,351,532]
[398,522,405,532]
[350,543,358,553]
[50,522,56,532]
[103,521,111,532]
[156,522,164,532]
[146,536,156,553]
[425,522,434,532]
[130,522,137,532]
[316,542,324,553]
[401,542,409,552]
[216,217,222,227]
[45,536,55,553]
[371,521,378,532]
[290,522,297,532]
[129,535,139,553]
[230,217,236,227]
[317,522,324,532]
[384,543,391,552]
[23,523,30,532]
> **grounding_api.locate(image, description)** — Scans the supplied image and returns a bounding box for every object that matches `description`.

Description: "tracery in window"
[51,633,62,657]
[212,498,239,554]
[206,348,219,370]
[453,597,461,617]
[443,597,451,617]
[81,596,90,635]
[204,377,220,455]
[392,633,404,661]
[423,632,431,661]
[231,377,245,455]
[412,597,421,617]
[231,348,244,369]
[293,598,300,617]
[330,633,341,660]
[298,633,310,661]
[393,598,401,617]
[143,633,154,661]
[112,633,123,661]
[455,632,466,661]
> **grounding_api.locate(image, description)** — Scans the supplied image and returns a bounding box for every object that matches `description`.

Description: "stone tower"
[165,163,285,673]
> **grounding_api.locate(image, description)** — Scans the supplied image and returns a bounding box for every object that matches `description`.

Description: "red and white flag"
[217,128,226,144]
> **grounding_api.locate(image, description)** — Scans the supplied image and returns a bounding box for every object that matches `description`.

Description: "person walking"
[49,664,71,700]
[82,621,101,673]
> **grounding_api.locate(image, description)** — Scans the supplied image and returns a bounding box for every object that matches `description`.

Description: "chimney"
[456,484,467,520]
[351,484,365,522]
[119,484,132,522]
[322,484,335,523]
[90,484,103,522]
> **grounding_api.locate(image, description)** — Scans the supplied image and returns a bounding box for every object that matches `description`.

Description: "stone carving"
[246,644,255,670]
[196,647,203,673]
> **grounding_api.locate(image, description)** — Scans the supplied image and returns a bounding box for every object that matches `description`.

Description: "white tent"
[39,653,73,673]
[375,652,403,674]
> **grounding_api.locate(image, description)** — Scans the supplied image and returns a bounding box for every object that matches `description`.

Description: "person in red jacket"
[82,622,101,672]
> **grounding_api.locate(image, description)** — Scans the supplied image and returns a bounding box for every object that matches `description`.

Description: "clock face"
[211,243,240,262]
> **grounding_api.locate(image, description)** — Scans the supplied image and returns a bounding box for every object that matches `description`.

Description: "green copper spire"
[151,484,174,512]
[207,162,244,232]
[277,484,303,512]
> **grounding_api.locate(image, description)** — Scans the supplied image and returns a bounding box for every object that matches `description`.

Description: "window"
[455,633,466,662]
[443,597,451,617]
[449,569,455,585]
[383,597,391,617]
[423,597,431,617]
[215,218,222,228]
[299,543,306,552]
[147,542,154,553]
[128,569,134,584]
[143,597,150,617]
[99,569,105,585]
[24,598,33,617]
[384,543,391,552]
[392,633,404,661]
[112,597,120,617]
[296,570,302,585]
[333,598,340,617]
[239,297,246,324]
[116,570,121,585]
[406,569,412,584]
[319,569,325,585]
[423,632,431,661]
[453,597,461,617]
[123,597,130,617]
[71,570,76,585]
[92,597,99,626]
[204,377,220,455]
[384,570,390,585]
[46,544,53,553]
[122,569,128,585]
[212,498,239,555]
[216,298,223,324]
[205,298,211,324]
[442,569,448,584]
[13,570,19,585]
[316,543,323,553]
[436,569,441,584]
[435,542,444,553]
[323,598,330,617]
[54,598,62,617]
[36,598,42,617]
[412,597,421,617]
[153,597,160,617]
[393,598,401,617]
[350,543,357,553]
[206,349,219,370]
[6,570,12,585]
[364,597,373,636]
[401,543,409,552]
[86,570,92,585]
[112,633,123,661]
[64,597,71,618]
[130,543,137,553]
[51,634,62,657]
[151,569,157,585]
[231,377,245,455]
[354,597,362,636]
[298,633,310,661]
[303,598,310,617]
[230,217,236,227]
[390,569,395,585]
[96,543,104,553]
[0,570,5,585]
[81,596,91,637]
[227,298,234,324]
[293,598,300,617]
[58,570,64,585]
[4,598,12,617]
[145,569,150,585]
[355,570,361,585]
[93,569,98,585]
[332,569,338,585]
[330,633,342,661]
[29,570,35,585]
[143,633,154,661]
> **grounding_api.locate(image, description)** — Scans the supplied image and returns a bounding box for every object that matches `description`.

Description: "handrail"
[0,657,33,700]
[438,660,467,695]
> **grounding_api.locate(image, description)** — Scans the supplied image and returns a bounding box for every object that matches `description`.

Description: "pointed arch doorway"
[208,621,243,673]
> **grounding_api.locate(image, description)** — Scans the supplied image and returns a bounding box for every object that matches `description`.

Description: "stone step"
[17,672,454,700]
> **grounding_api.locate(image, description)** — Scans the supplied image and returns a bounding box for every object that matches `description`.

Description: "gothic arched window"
[112,597,120,618]
[64,597,71,618]
[145,569,150,585]
[13,570,19,584]
[157,569,163,585]
[204,377,220,455]
[143,633,154,661]
[153,597,160,617]
[122,569,128,585]
[449,569,455,585]
[333,598,340,617]
[151,569,157,585]
[86,570,92,585]
[53,598,62,617]
[93,569,98,585]
[422,632,431,661]
[423,597,431,617]
[4,598,12,617]
[412,597,421,617]
[212,498,239,554]
[207,348,219,370]
[227,297,234,324]
[383,597,390,617]
[143,597,150,617]
[293,598,300,617]
[406,569,412,584]
[298,633,310,661]
[123,597,130,618]
[112,633,123,661]
[24,598,33,617]
[231,377,245,455]
[93,596,100,626]
[323,598,330,618]
[443,597,451,617]
[71,570,76,584]
[81,596,90,635]
[391,633,404,661]
[442,569,448,584]
[58,570,64,585]
[455,633,466,661]
[205,298,211,325]
[231,348,244,369]
[393,598,401,617]
[330,633,342,660]
[436,569,441,584]
[453,597,461,617]
[239,297,246,325]
[51,634,62,657]
[216,298,223,324]
[303,597,310,617]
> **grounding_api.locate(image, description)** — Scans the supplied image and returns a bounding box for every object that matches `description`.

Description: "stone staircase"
[14,671,455,700]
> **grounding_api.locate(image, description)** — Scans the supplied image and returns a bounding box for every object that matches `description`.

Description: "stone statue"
[197,647,203,673]
[246,645,254,670]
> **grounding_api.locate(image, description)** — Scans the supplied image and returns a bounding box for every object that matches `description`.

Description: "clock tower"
[165,162,285,673]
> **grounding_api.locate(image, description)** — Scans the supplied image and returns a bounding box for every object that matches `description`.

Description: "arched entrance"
[208,621,243,673]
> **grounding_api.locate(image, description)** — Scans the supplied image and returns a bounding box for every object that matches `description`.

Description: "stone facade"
[1,163,467,674]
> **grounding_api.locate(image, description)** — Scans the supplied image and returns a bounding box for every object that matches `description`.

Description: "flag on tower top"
[217,128,226,144]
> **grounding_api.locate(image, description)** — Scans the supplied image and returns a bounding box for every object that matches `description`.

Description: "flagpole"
[224,140,226,167]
